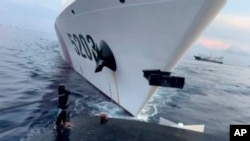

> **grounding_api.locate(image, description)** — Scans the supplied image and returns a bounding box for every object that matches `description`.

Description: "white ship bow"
[55,0,226,116]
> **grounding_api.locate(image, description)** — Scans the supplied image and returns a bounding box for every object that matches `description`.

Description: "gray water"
[1,25,250,141]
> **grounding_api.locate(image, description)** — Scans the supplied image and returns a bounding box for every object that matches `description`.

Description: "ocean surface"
[1,25,250,141]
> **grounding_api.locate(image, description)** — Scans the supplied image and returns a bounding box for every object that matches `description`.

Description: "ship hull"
[194,56,223,64]
[55,0,226,116]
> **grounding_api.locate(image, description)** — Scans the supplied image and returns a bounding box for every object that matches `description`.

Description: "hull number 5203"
[67,33,99,63]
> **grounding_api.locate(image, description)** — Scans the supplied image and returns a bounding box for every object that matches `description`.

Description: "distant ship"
[194,55,223,64]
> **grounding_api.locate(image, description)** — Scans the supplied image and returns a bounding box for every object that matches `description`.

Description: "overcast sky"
[0,0,61,32]
[190,0,250,66]
[0,0,249,66]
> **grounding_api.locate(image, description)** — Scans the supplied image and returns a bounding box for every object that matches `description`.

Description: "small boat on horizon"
[194,55,223,64]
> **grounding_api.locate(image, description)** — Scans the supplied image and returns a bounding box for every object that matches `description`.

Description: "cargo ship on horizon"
[194,55,223,64]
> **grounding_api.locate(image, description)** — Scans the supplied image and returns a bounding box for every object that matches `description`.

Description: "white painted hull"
[55,0,226,116]
[159,117,205,133]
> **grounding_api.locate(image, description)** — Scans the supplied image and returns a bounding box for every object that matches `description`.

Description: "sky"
[190,0,250,66]
[0,0,61,32]
[0,0,249,66]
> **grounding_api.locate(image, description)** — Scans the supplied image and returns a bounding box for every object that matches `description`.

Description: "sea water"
[1,25,250,141]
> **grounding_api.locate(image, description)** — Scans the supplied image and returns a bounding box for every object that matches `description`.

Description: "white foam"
[91,101,125,118]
